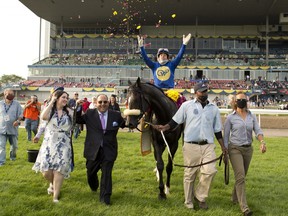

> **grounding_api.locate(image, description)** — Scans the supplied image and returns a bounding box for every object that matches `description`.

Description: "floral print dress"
[32,111,73,178]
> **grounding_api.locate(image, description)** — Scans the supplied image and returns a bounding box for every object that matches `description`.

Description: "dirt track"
[222,115,288,129]
[257,116,287,129]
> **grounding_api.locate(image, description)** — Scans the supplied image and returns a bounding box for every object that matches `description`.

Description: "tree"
[0,74,25,84]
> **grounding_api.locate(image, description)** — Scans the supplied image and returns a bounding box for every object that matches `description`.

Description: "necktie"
[100,113,106,132]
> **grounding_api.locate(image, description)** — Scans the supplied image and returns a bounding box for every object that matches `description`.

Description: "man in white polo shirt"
[155,82,227,210]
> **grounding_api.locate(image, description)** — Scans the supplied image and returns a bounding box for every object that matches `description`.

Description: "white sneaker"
[47,184,54,195]
[184,203,194,209]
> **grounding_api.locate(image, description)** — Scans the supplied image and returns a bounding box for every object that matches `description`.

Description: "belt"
[187,140,208,145]
[240,144,251,148]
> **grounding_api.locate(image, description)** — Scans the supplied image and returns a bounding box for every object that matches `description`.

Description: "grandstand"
[13,0,288,103]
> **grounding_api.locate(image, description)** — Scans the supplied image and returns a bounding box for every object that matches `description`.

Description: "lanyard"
[4,101,13,113]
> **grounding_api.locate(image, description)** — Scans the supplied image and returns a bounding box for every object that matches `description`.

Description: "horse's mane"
[142,82,165,94]
[130,81,175,104]
[129,80,178,122]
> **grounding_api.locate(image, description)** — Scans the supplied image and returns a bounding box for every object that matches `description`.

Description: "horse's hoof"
[158,194,167,200]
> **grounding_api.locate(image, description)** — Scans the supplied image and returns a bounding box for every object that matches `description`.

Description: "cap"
[194,82,208,92]
[50,86,64,94]
[157,48,169,58]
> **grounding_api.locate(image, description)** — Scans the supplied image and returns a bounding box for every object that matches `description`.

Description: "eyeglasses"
[98,101,108,104]
[236,99,247,102]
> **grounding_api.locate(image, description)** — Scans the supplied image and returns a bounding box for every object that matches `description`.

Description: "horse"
[124,78,182,200]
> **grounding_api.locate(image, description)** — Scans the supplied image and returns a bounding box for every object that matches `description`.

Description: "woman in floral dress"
[32,90,73,203]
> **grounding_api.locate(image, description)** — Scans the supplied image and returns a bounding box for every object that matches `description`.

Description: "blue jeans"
[0,134,18,165]
[25,118,39,141]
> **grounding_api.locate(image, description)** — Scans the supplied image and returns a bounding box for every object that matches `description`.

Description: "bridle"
[125,87,152,132]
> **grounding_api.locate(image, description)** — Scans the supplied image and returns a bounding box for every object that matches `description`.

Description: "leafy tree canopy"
[0,74,25,84]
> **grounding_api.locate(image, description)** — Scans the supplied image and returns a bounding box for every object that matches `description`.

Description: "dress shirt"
[98,111,107,130]
[223,110,263,148]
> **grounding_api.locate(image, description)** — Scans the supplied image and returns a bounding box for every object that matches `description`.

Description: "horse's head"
[123,78,150,129]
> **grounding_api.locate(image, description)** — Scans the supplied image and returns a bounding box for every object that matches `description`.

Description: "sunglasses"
[98,101,108,104]
[236,99,247,102]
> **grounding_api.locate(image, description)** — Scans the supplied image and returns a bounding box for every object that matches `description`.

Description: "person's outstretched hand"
[137,35,144,47]
[260,143,267,153]
[183,33,192,45]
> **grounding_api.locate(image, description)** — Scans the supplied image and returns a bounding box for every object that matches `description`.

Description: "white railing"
[220,108,288,115]
[220,108,288,127]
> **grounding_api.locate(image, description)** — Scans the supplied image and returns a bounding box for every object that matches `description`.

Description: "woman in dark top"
[108,94,120,112]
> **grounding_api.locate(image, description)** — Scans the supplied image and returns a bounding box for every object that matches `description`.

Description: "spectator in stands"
[224,91,266,216]
[23,95,41,141]
[108,94,120,112]
[0,89,23,166]
[137,34,191,89]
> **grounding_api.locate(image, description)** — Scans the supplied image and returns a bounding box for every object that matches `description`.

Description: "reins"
[160,130,223,169]
[142,120,222,168]
[158,129,229,184]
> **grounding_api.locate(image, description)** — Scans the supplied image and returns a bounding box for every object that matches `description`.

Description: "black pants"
[86,147,114,202]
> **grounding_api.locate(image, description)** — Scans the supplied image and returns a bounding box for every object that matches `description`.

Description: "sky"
[0,1,40,79]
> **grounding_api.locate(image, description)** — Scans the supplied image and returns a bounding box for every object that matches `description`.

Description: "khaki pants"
[229,144,253,212]
[182,142,217,207]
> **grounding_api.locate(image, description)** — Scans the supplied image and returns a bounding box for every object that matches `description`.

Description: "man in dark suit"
[76,94,125,205]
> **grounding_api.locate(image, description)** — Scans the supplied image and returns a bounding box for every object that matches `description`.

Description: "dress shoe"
[104,196,111,205]
[100,199,110,206]
[195,197,208,210]
[243,210,253,216]
[100,196,111,205]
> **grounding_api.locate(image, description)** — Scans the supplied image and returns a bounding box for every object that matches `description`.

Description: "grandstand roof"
[20,0,287,27]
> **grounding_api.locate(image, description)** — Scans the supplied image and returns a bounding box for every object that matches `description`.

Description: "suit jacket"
[76,108,125,161]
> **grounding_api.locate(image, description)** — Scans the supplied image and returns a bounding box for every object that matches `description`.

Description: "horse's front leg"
[156,157,166,200]
[165,140,179,195]
[153,144,166,200]
[165,155,173,195]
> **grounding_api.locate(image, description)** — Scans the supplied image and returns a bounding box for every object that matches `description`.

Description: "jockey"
[138,33,191,89]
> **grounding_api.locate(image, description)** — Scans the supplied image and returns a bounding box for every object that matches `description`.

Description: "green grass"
[0,129,287,216]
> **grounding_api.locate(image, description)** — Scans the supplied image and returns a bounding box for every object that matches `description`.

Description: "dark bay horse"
[125,78,182,199]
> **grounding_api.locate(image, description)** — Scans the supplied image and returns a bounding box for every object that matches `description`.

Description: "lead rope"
[144,121,223,169]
